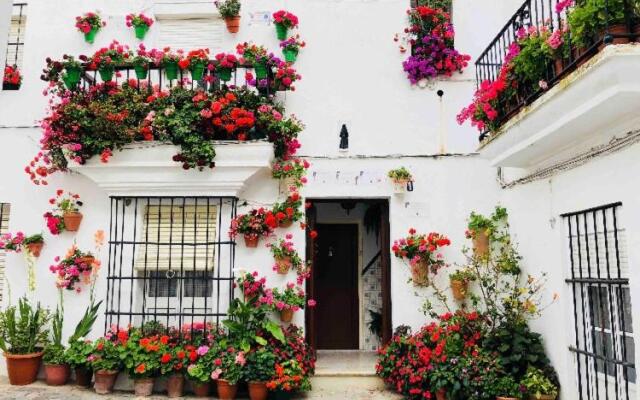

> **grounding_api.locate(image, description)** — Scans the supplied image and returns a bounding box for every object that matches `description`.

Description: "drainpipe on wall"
[437,90,447,154]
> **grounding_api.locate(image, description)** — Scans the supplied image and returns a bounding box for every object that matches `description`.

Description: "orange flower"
[135,364,146,374]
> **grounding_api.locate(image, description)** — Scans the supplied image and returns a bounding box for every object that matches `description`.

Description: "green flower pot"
[275,23,288,40]
[190,62,206,81]
[216,67,232,82]
[283,48,298,63]
[254,62,268,79]
[84,27,98,44]
[98,66,114,82]
[134,24,149,40]
[134,64,148,80]
[164,60,179,80]
[64,66,82,84]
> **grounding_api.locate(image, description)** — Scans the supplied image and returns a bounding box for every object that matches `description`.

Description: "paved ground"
[0,381,402,399]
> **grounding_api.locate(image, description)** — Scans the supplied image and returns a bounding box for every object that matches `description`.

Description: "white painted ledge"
[478,44,640,168]
[69,141,274,197]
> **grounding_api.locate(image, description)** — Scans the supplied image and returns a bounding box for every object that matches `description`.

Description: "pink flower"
[235,352,246,366]
[307,299,317,307]
[196,345,209,356]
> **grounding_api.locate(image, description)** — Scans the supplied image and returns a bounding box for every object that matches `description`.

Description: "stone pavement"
[0,380,402,400]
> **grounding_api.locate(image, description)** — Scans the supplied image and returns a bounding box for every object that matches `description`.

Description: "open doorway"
[305,199,391,351]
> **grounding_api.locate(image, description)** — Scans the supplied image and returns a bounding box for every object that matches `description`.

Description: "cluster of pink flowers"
[272,10,299,28]
[215,52,239,69]
[555,0,574,13]
[126,13,154,28]
[75,12,105,34]
[49,246,96,292]
[274,64,302,90]
[0,232,25,252]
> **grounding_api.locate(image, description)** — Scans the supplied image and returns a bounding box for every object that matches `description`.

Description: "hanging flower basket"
[134,25,149,40]
[98,66,114,82]
[84,27,99,44]
[410,260,430,287]
[280,308,294,323]
[164,60,179,80]
[25,242,44,257]
[225,16,241,33]
[275,24,289,40]
[283,48,298,63]
[450,278,468,301]
[275,256,292,274]
[216,67,233,82]
[63,211,84,232]
[254,62,268,79]
[392,178,410,194]
[244,235,259,248]
[134,64,148,80]
[472,230,490,257]
[190,61,206,81]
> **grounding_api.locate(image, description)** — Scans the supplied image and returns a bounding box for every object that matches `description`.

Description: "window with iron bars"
[564,202,636,400]
[3,3,26,91]
[104,196,237,335]
[0,203,9,303]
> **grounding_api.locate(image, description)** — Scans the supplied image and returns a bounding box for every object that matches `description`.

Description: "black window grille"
[564,202,635,400]
[5,3,26,69]
[105,196,237,334]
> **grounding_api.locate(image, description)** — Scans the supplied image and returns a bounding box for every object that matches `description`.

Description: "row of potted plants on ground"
[0,270,316,399]
[395,0,471,85]
[382,206,559,399]
[457,0,640,135]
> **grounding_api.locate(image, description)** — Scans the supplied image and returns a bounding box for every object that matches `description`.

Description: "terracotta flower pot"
[553,58,564,77]
[93,369,118,394]
[436,388,447,400]
[472,231,490,257]
[4,351,43,385]
[279,219,293,228]
[166,373,184,398]
[45,363,71,386]
[63,211,83,232]
[450,279,468,301]
[392,179,409,194]
[275,256,292,274]
[598,24,630,50]
[248,381,268,400]
[75,366,93,387]
[634,23,640,42]
[78,256,95,266]
[26,242,44,257]
[192,380,210,397]
[134,377,154,396]
[410,260,429,287]
[280,308,294,323]
[225,16,241,33]
[217,379,238,400]
[244,235,259,248]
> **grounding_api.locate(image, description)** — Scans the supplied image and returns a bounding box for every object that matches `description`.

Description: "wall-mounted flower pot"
[392,179,409,194]
[244,235,259,248]
[410,260,429,287]
[26,242,44,257]
[2,82,20,90]
[190,62,206,81]
[283,49,298,63]
[63,211,83,232]
[553,58,564,77]
[217,379,238,399]
[248,381,268,400]
[75,366,93,387]
[84,27,98,44]
[278,219,293,228]
[166,374,184,398]
[134,65,148,80]
[275,256,292,274]
[44,363,70,386]
[472,231,489,258]
[191,380,210,397]
[216,68,233,82]
[134,377,154,396]
[280,308,294,323]
[225,16,241,33]
[254,63,268,80]
[134,25,149,40]
[5,351,43,385]
[164,61,179,80]
[64,66,82,89]
[98,66,114,82]
[93,369,118,394]
[450,279,468,301]
[275,24,288,40]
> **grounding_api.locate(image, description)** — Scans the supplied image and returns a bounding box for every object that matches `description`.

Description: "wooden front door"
[313,224,359,349]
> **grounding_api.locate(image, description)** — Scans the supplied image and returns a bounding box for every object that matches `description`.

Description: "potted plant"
[215,349,245,400]
[0,297,51,385]
[229,208,277,248]
[50,190,84,232]
[23,233,45,257]
[272,158,310,191]
[179,49,210,81]
[466,210,497,257]
[160,48,184,81]
[236,42,271,79]
[392,229,451,286]
[521,367,558,400]
[494,375,523,400]
[214,52,239,82]
[64,301,102,387]
[0,231,25,253]
[245,347,276,400]
[266,359,311,399]
[75,12,105,44]
[272,283,306,323]
[269,235,303,275]
[55,55,83,90]
[449,268,475,301]
[186,356,212,397]
[122,330,165,396]
[216,0,242,33]
[159,345,187,398]
[2,64,22,90]
[511,26,554,92]
[130,45,152,80]
[542,26,570,76]
[89,40,131,82]
[43,307,70,386]
[280,35,305,64]
[272,10,299,40]
[388,167,413,194]
[272,193,304,228]
[126,13,154,40]
[568,0,630,51]
[273,62,302,91]
[49,246,96,292]
[89,337,122,394]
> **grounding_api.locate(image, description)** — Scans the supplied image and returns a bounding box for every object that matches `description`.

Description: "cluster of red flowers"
[215,52,239,69]
[178,48,210,70]
[229,207,279,241]
[392,228,451,268]
[75,12,105,34]
[274,64,302,91]
[125,13,154,28]
[3,64,21,86]
[272,10,299,28]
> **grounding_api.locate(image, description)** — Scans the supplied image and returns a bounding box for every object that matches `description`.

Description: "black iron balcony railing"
[475,0,638,136]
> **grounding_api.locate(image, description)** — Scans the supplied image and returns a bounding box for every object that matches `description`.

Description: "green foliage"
[493,375,523,398]
[43,344,67,365]
[568,0,628,48]
[65,339,94,368]
[244,347,276,382]
[23,233,44,245]
[416,0,452,10]
[0,297,51,354]
[387,167,413,181]
[215,0,241,18]
[224,298,285,353]
[367,309,383,338]
[512,33,553,91]
[449,267,476,282]
[69,301,102,343]
[521,367,559,398]
[44,306,66,364]
[90,338,122,372]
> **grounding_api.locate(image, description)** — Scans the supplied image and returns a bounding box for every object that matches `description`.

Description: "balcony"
[472,0,640,168]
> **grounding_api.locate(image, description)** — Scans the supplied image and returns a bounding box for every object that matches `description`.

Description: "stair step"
[312,375,386,391]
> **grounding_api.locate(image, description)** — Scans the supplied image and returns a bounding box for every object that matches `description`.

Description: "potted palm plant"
[43,307,70,386]
[0,297,51,385]
[216,0,242,33]
[245,348,276,400]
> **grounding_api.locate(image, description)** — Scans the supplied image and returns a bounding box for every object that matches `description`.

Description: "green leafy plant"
[492,375,523,399]
[512,26,554,91]
[244,347,276,382]
[449,268,475,283]
[0,297,51,354]
[23,233,44,245]
[521,367,559,399]
[568,0,628,48]
[215,0,241,18]
[367,309,383,339]
[89,338,122,372]
[224,297,285,352]
[65,339,94,369]
[44,306,66,364]
[68,301,102,343]
[186,357,211,383]
[387,167,413,182]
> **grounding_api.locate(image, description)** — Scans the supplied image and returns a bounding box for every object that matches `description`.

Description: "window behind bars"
[105,196,237,334]
[564,202,636,400]
[0,203,10,303]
